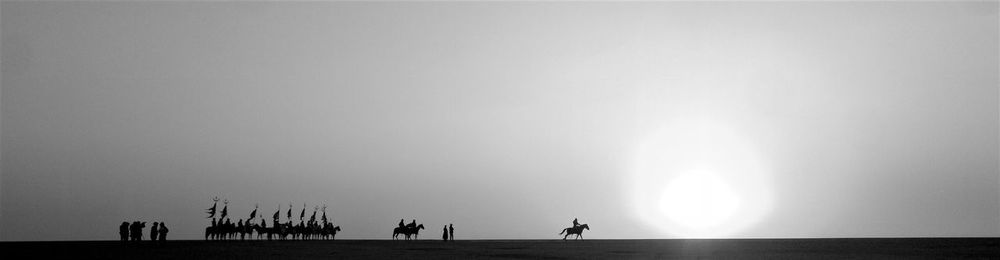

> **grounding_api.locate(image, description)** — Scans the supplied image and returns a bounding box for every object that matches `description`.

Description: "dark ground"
[2,238,998,259]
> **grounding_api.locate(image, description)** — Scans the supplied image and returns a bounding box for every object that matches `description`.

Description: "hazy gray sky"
[2,1,997,241]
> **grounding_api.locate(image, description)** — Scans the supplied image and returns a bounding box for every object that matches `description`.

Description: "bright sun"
[658,170,741,228]
[631,119,772,238]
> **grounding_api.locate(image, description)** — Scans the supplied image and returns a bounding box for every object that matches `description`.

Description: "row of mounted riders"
[205,219,341,241]
[204,219,590,241]
[387,222,591,240]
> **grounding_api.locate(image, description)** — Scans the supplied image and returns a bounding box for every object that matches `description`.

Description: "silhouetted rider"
[573,218,580,228]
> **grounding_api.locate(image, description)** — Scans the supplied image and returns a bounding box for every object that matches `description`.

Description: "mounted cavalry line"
[204,198,340,241]
[201,198,593,241]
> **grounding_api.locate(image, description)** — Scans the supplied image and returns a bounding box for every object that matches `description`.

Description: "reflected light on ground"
[631,118,773,238]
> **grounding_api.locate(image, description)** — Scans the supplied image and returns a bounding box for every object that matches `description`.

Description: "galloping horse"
[559,224,590,240]
[393,224,425,240]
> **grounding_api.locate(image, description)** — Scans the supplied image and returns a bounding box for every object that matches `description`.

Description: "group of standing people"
[119,221,168,243]
[441,224,454,241]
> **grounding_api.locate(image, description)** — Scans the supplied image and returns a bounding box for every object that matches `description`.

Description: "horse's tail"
[559,228,567,235]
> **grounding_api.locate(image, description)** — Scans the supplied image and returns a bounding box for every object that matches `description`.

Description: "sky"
[1,1,997,241]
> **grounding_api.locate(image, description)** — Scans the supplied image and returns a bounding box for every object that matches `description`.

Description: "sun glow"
[631,118,772,238]
[658,170,741,228]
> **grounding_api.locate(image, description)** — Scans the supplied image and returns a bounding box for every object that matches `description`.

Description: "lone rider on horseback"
[560,219,589,240]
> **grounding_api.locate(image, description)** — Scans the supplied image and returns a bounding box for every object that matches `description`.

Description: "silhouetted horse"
[205,225,217,240]
[267,222,292,241]
[204,220,239,240]
[559,224,589,240]
[320,225,341,240]
[393,224,424,240]
[254,224,269,240]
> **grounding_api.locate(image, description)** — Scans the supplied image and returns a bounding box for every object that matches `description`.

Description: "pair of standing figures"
[149,222,169,242]
[441,224,454,241]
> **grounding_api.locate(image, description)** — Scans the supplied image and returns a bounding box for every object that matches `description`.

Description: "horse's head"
[581,224,589,230]
[417,224,425,229]
[334,226,341,231]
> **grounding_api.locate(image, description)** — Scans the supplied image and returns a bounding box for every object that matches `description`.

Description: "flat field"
[1,238,997,259]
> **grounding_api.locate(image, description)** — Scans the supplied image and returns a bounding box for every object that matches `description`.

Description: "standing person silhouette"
[130,221,146,241]
[449,224,454,241]
[129,221,137,241]
[442,226,448,241]
[150,222,159,242]
[119,222,129,242]
[158,222,168,242]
